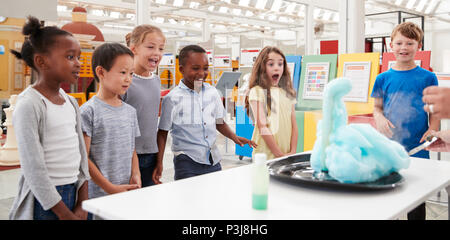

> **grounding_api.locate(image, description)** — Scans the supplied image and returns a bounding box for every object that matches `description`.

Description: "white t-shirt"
[33,88,81,186]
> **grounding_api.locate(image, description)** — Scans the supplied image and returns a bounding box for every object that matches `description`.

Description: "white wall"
[427,20,450,72]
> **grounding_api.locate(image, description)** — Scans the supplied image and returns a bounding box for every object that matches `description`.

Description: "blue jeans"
[174,154,222,180]
[138,153,158,187]
[33,183,76,220]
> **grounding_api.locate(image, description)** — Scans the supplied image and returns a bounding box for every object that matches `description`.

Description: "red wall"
[320,40,339,55]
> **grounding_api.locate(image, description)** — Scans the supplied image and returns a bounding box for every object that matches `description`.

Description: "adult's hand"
[426,130,450,152]
[422,86,450,120]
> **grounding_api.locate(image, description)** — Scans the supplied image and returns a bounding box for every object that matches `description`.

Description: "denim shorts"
[33,183,76,220]
[174,154,221,180]
[138,153,158,187]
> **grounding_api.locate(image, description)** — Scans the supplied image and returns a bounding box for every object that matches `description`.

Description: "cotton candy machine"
[268,152,404,191]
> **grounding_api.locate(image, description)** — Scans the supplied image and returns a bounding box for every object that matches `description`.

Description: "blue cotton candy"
[310,78,410,183]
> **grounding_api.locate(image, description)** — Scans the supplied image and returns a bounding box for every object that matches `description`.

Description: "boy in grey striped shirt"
[80,43,141,203]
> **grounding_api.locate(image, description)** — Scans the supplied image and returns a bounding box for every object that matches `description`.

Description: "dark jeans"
[174,154,222,180]
[407,202,426,220]
[33,183,76,220]
[138,153,158,187]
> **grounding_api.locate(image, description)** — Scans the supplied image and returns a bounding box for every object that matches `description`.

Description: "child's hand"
[108,184,140,194]
[235,136,258,148]
[129,174,142,188]
[72,204,88,220]
[286,150,297,156]
[374,114,395,138]
[152,164,163,185]
[59,213,82,220]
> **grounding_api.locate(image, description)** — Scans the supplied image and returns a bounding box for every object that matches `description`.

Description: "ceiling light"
[274,30,295,41]
[255,0,267,9]
[314,9,322,19]
[126,13,135,20]
[406,0,416,9]
[285,3,296,14]
[208,6,215,11]
[415,0,427,11]
[323,11,332,21]
[218,25,227,30]
[92,9,104,16]
[395,0,403,5]
[219,7,228,13]
[110,11,120,18]
[425,0,439,14]
[189,2,199,8]
[104,24,133,30]
[57,5,67,12]
[232,9,242,15]
[239,0,250,7]
[297,5,305,16]
[155,0,166,4]
[271,0,282,12]
[333,13,339,22]
[154,17,164,23]
[245,10,254,17]
[173,0,183,7]
[279,16,288,22]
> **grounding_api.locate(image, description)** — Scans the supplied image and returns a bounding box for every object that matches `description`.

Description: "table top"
[82,154,450,220]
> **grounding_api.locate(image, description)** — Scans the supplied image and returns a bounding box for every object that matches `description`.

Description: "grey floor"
[0,128,448,220]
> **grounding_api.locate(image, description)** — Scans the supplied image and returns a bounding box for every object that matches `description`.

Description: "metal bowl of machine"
[267,152,404,191]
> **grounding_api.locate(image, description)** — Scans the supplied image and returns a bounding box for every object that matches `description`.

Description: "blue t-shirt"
[371,66,438,158]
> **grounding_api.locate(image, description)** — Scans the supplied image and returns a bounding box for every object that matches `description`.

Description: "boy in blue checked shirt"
[155,45,257,181]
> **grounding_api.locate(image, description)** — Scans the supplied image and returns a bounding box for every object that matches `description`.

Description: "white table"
[82,154,450,220]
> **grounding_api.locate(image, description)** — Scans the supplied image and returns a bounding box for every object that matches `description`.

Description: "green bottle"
[252,153,269,210]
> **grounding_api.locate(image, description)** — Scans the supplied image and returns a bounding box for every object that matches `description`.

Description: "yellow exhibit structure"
[68,92,87,106]
[337,52,380,115]
[79,51,93,78]
[303,111,323,151]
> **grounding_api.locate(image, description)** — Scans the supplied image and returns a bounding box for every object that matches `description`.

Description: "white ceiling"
[53,0,450,45]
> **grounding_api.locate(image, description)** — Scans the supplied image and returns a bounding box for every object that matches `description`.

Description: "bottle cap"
[254,153,267,165]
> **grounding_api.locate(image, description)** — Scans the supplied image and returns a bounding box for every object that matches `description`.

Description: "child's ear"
[417,42,422,50]
[34,54,48,71]
[130,44,137,55]
[95,66,106,81]
[179,65,184,75]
